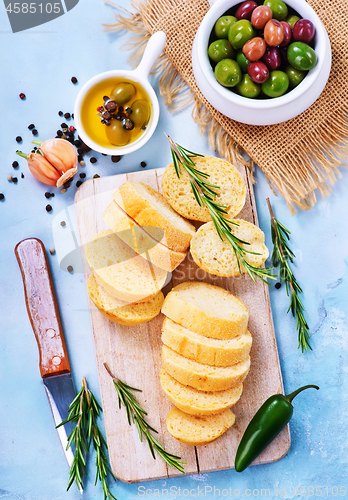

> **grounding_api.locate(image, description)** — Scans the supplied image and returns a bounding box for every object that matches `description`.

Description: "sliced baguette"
[166,407,235,445]
[87,274,164,325]
[190,219,269,277]
[162,155,246,222]
[161,318,252,366]
[162,345,250,392]
[112,181,195,252]
[160,369,243,416]
[103,201,187,272]
[161,281,249,340]
[86,230,168,303]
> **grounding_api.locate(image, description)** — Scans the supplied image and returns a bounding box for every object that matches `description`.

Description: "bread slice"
[161,318,252,367]
[162,345,250,392]
[190,219,269,277]
[86,230,168,303]
[160,369,243,416]
[103,201,187,272]
[161,282,249,340]
[162,155,246,222]
[87,274,164,325]
[166,407,235,445]
[112,181,195,252]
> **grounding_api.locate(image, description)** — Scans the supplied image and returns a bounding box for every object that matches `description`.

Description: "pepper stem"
[285,384,319,404]
[31,140,43,145]
[16,150,28,159]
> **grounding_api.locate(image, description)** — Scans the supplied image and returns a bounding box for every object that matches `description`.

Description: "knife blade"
[15,237,82,492]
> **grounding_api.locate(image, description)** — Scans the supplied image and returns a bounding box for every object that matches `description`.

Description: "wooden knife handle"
[15,238,71,378]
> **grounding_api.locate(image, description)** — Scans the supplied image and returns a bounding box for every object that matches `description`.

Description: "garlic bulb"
[17,138,78,187]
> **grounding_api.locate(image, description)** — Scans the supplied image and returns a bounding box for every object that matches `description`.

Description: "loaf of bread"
[166,407,235,445]
[103,202,187,272]
[111,181,195,253]
[86,230,168,303]
[162,155,246,222]
[190,219,269,277]
[87,274,164,325]
[160,369,243,416]
[161,282,249,340]
[161,318,252,366]
[162,345,250,392]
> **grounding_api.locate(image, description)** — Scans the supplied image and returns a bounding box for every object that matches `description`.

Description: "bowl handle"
[134,31,167,79]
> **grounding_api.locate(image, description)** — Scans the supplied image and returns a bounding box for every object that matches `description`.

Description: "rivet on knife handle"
[15,238,71,378]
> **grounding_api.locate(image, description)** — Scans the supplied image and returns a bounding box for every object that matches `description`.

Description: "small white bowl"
[74,31,166,155]
[192,0,331,125]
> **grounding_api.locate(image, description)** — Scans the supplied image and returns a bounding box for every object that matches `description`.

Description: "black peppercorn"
[140,161,147,168]
[61,122,68,129]
[46,204,52,212]
[111,155,121,163]
[32,129,38,136]
[16,136,22,143]
[28,124,35,130]
[64,112,71,119]
[12,177,18,183]
[60,221,66,227]
[12,161,19,169]
[71,77,78,84]
[0,193,5,200]
[275,282,282,289]
[90,157,97,164]
[123,118,134,130]
[80,173,86,179]
[67,265,74,273]
[93,174,100,179]
[76,180,83,187]
[58,111,63,116]
[105,100,117,112]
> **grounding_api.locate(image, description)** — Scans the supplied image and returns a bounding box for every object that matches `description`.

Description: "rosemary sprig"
[267,198,311,352]
[57,377,117,499]
[166,135,276,284]
[104,363,186,474]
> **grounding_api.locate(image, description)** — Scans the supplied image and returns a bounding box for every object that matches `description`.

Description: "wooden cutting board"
[74,163,290,483]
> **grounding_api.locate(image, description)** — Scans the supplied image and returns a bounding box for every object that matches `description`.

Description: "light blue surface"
[1,1,347,499]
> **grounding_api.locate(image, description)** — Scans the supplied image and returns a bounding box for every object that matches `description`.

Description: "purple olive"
[279,45,288,63]
[235,0,257,21]
[279,21,292,46]
[261,46,281,70]
[293,19,316,43]
[248,61,269,83]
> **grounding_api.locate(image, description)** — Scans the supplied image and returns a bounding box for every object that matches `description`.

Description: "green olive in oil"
[80,77,152,148]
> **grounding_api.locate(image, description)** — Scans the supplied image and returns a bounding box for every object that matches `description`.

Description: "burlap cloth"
[104,0,348,213]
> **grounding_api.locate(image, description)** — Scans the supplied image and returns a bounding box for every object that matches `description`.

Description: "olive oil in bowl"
[79,77,152,150]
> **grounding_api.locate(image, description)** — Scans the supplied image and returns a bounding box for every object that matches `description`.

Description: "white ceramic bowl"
[192,0,331,125]
[74,31,166,155]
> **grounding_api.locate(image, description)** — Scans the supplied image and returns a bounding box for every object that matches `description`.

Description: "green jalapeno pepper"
[235,384,319,472]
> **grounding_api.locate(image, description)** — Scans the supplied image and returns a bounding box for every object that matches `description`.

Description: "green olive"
[105,119,130,146]
[131,100,150,128]
[110,82,136,105]
[214,15,237,39]
[285,64,307,88]
[208,39,236,63]
[214,58,242,87]
[236,74,261,98]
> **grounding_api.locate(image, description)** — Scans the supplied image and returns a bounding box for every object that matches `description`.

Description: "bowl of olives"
[74,31,166,155]
[192,0,331,125]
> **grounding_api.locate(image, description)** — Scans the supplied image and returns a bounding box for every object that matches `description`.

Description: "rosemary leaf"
[104,363,186,474]
[267,198,311,352]
[166,135,276,284]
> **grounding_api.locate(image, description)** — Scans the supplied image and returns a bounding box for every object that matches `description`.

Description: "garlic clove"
[27,153,60,186]
[40,138,78,174]
[56,165,78,188]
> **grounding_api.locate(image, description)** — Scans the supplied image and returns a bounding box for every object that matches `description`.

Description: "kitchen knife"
[15,237,82,491]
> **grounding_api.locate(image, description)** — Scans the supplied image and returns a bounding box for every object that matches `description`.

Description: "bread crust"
[86,230,168,303]
[190,219,269,277]
[160,369,243,416]
[166,407,235,445]
[103,201,187,272]
[162,155,246,222]
[113,181,195,252]
[162,345,250,392]
[161,282,249,340]
[161,317,252,366]
[87,275,164,325]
